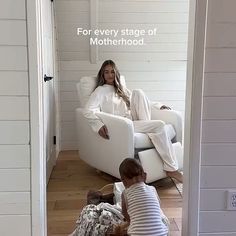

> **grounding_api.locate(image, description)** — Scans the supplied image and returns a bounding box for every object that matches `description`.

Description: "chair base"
[138,142,183,183]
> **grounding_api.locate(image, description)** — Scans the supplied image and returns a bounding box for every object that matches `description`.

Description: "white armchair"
[75,76,183,183]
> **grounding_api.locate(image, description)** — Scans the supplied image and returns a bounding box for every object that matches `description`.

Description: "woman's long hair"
[96,60,130,108]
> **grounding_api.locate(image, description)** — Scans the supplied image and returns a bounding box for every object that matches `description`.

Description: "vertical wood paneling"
[208,0,236,23]
[200,189,227,211]
[0,20,27,45]
[0,215,31,236]
[200,234,236,236]
[100,1,189,13]
[0,192,30,214]
[0,97,29,120]
[0,0,26,19]
[201,166,236,189]
[59,60,187,71]
[202,121,236,143]
[99,13,189,24]
[0,72,28,95]
[205,48,236,73]
[0,0,31,235]
[203,97,236,120]
[90,0,98,63]
[0,169,30,191]
[204,73,236,96]
[200,0,236,234]
[0,46,28,70]
[199,211,236,233]
[56,0,188,149]
[0,145,30,168]
[55,1,89,12]
[61,122,77,141]
[206,23,236,47]
[0,121,29,144]
[201,144,236,166]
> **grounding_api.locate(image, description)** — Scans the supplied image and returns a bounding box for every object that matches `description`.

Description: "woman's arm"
[83,88,106,134]
[83,88,110,139]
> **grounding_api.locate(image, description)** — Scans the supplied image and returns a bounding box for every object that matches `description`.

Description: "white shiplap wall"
[200,0,236,235]
[55,0,189,150]
[0,0,31,235]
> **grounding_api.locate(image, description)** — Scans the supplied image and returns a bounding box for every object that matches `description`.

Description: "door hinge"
[53,136,56,145]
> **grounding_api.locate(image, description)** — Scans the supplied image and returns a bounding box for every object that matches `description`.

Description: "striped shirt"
[123,182,168,236]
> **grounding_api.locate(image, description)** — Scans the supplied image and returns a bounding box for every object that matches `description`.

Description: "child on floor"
[115,158,169,236]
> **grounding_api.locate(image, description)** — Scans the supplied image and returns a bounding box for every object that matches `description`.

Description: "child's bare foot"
[166,170,183,183]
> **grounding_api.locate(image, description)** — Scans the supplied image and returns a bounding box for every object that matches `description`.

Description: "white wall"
[0,0,31,235]
[199,0,236,235]
[55,0,189,150]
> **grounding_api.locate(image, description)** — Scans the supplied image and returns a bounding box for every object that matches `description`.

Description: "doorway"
[28,1,207,235]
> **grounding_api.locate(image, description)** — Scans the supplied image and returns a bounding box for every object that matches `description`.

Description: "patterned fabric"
[69,203,124,236]
[124,182,169,236]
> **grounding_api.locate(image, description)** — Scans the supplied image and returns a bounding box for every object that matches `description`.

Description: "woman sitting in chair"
[83,59,183,183]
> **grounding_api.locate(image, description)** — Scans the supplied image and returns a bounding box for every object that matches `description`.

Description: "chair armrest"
[151,107,182,143]
[75,109,134,178]
[96,112,134,148]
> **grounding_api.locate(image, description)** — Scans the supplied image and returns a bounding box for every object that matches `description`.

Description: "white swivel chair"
[75,76,183,183]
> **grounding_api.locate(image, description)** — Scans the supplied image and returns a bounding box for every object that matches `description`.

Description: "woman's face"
[103,65,115,85]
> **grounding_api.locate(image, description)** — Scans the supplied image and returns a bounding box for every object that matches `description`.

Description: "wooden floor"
[47,151,182,236]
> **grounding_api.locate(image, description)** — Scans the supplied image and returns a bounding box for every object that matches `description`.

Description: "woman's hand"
[160,105,171,110]
[98,125,110,139]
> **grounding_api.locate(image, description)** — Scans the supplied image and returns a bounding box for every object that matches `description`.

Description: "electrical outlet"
[226,190,236,210]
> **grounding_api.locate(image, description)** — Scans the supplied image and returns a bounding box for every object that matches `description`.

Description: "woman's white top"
[123,182,168,236]
[83,84,131,132]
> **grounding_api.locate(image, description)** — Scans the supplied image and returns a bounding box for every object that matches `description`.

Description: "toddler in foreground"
[115,158,169,236]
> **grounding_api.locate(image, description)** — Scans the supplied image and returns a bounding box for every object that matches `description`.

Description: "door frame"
[27,0,59,235]
[27,0,207,235]
[27,0,46,235]
[26,0,47,236]
[40,0,57,184]
[182,0,208,235]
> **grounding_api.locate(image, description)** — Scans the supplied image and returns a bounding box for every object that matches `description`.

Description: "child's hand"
[113,224,122,235]
[113,222,129,235]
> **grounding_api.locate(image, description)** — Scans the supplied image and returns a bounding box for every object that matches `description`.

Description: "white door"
[41,0,56,183]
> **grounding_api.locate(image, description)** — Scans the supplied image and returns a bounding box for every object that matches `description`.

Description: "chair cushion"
[134,133,154,149]
[138,142,183,183]
[77,76,97,107]
[134,124,176,149]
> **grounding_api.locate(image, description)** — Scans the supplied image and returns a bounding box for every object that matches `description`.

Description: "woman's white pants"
[131,89,178,172]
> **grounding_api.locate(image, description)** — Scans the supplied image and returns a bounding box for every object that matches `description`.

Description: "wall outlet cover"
[226,190,236,211]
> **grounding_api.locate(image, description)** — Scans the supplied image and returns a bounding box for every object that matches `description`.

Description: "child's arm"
[121,191,130,223]
[151,186,161,202]
[113,221,129,235]
[152,187,170,228]
[113,192,130,235]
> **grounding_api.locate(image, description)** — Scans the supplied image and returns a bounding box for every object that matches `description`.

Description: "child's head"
[119,158,146,187]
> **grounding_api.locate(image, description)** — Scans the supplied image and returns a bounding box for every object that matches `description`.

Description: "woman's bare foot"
[166,170,183,183]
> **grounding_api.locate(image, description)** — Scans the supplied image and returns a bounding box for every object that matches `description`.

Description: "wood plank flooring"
[47,151,182,236]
